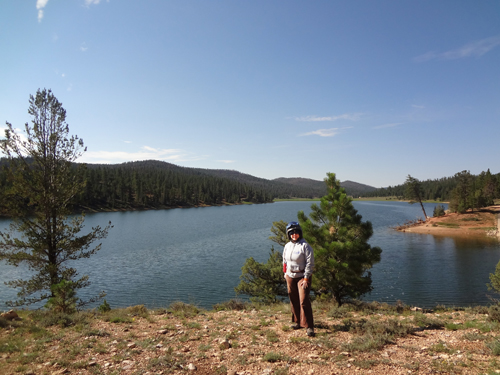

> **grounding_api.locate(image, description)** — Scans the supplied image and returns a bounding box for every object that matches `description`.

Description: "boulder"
[1,310,20,321]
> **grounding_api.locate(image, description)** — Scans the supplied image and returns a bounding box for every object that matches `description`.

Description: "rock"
[0,310,19,320]
[51,368,70,374]
[219,338,231,349]
[187,363,197,371]
[127,343,136,349]
[157,329,169,334]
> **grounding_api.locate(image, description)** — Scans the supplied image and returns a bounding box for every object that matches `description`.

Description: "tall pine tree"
[0,89,111,308]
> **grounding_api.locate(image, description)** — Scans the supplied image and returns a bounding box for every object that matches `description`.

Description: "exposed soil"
[400,206,500,238]
[2,303,500,375]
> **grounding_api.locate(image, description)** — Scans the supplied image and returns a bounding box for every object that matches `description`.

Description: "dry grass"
[1,301,500,374]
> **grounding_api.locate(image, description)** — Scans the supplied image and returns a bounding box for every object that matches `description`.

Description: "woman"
[282,221,315,337]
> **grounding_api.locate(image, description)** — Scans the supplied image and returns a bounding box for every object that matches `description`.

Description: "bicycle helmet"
[286,221,302,240]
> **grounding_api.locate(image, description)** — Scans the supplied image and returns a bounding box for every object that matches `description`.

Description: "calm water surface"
[0,201,498,309]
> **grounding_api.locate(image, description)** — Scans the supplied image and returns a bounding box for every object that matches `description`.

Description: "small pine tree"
[298,173,382,306]
[433,204,446,217]
[45,280,77,314]
[234,246,288,303]
[488,260,500,295]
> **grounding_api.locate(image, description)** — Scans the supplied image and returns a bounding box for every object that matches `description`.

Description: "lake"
[0,201,499,310]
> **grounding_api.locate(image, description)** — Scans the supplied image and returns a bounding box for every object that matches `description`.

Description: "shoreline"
[399,206,500,238]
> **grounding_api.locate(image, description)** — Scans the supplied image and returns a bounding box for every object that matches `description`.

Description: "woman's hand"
[301,278,309,289]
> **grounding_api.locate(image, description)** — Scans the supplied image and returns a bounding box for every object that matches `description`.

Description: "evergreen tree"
[449,170,473,213]
[405,175,428,219]
[235,221,288,303]
[0,89,111,308]
[298,173,382,306]
[487,259,500,296]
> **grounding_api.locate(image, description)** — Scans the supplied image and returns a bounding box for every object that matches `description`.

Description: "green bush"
[44,280,77,314]
[127,304,149,318]
[168,301,201,318]
[213,299,248,311]
[433,204,446,217]
[488,305,500,322]
[98,299,111,313]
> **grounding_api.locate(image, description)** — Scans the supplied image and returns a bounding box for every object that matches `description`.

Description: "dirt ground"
[400,206,500,238]
[2,303,500,375]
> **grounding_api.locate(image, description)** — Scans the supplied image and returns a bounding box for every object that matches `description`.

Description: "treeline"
[361,169,500,209]
[74,161,275,209]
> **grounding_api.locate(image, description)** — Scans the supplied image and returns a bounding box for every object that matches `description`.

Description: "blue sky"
[1,1,499,188]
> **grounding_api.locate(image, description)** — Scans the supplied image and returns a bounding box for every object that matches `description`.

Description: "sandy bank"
[401,206,500,238]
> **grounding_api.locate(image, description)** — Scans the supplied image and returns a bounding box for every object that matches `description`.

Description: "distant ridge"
[273,177,376,198]
[340,180,378,197]
[86,160,375,199]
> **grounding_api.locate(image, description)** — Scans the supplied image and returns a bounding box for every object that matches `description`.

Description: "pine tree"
[298,173,382,306]
[234,221,288,303]
[0,89,111,308]
[405,175,427,219]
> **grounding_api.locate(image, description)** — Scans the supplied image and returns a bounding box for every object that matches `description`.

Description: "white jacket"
[283,238,314,279]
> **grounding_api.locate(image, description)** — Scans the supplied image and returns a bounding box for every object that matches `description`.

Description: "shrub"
[44,280,77,314]
[263,352,289,362]
[127,305,149,318]
[433,204,446,217]
[98,299,111,313]
[413,312,445,330]
[168,302,200,318]
[487,338,500,356]
[30,310,90,328]
[488,305,500,322]
[213,299,248,311]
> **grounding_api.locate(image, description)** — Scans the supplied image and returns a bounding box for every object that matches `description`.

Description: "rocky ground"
[2,301,500,375]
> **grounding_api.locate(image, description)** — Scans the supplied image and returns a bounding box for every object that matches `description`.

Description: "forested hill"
[0,159,376,213]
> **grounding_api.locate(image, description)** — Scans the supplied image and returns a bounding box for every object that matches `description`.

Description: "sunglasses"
[290,230,300,235]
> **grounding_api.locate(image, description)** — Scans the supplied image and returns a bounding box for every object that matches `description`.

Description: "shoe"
[306,328,315,337]
[291,324,301,330]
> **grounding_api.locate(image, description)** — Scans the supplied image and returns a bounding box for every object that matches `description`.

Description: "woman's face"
[290,231,300,241]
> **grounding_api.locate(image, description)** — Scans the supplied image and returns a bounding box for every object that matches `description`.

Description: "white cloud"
[295,113,361,122]
[84,0,102,6]
[300,128,338,137]
[414,35,500,62]
[372,122,403,130]
[217,160,235,164]
[411,104,425,109]
[80,43,88,52]
[36,0,49,22]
